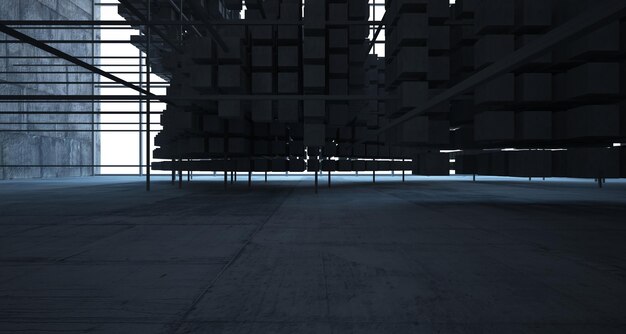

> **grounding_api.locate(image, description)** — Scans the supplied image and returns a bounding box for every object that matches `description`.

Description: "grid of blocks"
[119,0,626,179]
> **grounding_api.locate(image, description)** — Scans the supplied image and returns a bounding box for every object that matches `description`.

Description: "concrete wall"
[0,0,100,179]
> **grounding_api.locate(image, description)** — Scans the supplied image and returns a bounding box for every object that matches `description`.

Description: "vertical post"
[373,170,376,183]
[265,171,268,182]
[187,159,191,182]
[231,171,234,184]
[139,50,143,177]
[224,171,227,189]
[402,159,405,182]
[145,0,152,191]
[473,174,476,182]
[178,159,183,189]
[315,171,318,194]
[328,170,331,188]
[171,159,175,185]
[248,171,252,188]
[91,0,97,177]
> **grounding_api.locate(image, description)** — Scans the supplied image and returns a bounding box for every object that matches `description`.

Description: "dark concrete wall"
[0,0,100,179]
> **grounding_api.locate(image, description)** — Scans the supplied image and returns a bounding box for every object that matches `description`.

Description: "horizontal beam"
[0,95,394,101]
[0,20,382,26]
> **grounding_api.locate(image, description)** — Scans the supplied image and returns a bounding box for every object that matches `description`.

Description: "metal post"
[473,174,476,182]
[373,170,376,183]
[171,159,175,185]
[231,171,234,184]
[145,0,152,191]
[177,159,182,189]
[402,169,405,182]
[265,171,268,182]
[139,50,143,177]
[529,177,532,181]
[224,171,227,189]
[328,170,331,188]
[248,171,252,188]
[315,171,318,194]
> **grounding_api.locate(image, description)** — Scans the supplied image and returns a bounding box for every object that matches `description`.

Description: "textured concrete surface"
[1,175,626,333]
[0,0,100,179]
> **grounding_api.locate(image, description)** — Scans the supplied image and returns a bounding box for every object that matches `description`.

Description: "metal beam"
[359,0,626,144]
[0,20,382,26]
[0,24,159,100]
[0,95,392,101]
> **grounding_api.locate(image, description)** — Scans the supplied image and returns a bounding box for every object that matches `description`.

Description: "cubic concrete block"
[219,100,245,119]
[278,46,299,68]
[564,105,620,139]
[272,141,287,156]
[509,151,552,177]
[304,65,326,89]
[288,159,306,172]
[414,153,450,176]
[474,0,515,34]
[277,100,300,123]
[474,35,515,69]
[516,111,552,140]
[303,37,326,60]
[229,138,251,155]
[566,148,620,178]
[475,111,515,141]
[218,65,246,91]
[251,46,273,69]
[304,123,326,147]
[252,73,273,94]
[304,100,326,119]
[398,81,429,110]
[475,74,515,105]
[516,74,552,103]
[278,73,299,93]
[328,29,348,49]
[565,63,620,100]
[251,100,273,123]
[254,141,271,155]
[400,117,429,144]
[289,141,305,156]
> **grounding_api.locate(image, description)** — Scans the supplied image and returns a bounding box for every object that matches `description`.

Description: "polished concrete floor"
[1,175,626,333]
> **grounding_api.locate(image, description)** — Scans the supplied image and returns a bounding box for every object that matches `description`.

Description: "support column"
[171,159,175,185]
[328,170,331,188]
[315,171,318,194]
[178,159,182,189]
[145,0,151,191]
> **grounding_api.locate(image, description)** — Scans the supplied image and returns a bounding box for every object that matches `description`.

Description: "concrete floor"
[1,175,626,333]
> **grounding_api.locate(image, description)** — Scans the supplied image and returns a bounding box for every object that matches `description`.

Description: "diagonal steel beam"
[0,23,168,103]
[359,0,626,144]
